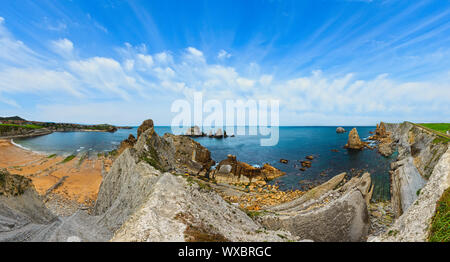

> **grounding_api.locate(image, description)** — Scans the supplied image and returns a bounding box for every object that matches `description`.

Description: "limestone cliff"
[370,122,449,242]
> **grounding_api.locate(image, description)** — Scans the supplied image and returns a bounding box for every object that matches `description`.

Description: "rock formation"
[258,172,373,242]
[214,128,224,138]
[345,128,368,150]
[137,119,154,138]
[336,127,346,133]
[368,121,449,242]
[117,134,137,155]
[211,155,285,184]
[185,126,204,137]
[0,169,33,196]
[370,146,450,242]
[369,122,394,157]
[383,122,448,217]
[0,119,296,242]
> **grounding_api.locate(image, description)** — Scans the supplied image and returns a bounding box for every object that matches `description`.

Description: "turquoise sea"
[13,126,394,201]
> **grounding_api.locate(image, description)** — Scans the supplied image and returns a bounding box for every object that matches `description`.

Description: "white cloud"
[124,59,135,71]
[136,54,154,69]
[217,49,231,59]
[236,77,255,89]
[0,19,448,125]
[68,57,143,100]
[155,51,173,64]
[0,67,82,97]
[259,75,273,86]
[187,47,203,57]
[50,38,74,58]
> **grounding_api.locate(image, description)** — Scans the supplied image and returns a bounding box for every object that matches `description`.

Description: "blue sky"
[0,0,449,126]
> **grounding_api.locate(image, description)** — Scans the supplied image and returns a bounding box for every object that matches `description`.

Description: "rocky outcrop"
[369,122,394,157]
[137,119,154,138]
[336,127,346,133]
[0,119,297,242]
[93,120,297,242]
[0,169,111,242]
[117,134,137,155]
[386,122,448,218]
[345,128,368,150]
[211,155,285,184]
[132,120,216,176]
[258,172,373,242]
[370,147,450,242]
[0,169,33,196]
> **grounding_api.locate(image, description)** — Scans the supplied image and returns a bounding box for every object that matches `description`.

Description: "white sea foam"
[10,139,32,151]
[10,139,47,155]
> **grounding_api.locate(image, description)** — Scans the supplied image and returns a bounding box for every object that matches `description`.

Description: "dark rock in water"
[306,155,314,160]
[299,168,306,171]
[280,159,288,164]
[300,160,312,168]
[331,149,339,152]
[137,119,154,139]
[336,127,346,133]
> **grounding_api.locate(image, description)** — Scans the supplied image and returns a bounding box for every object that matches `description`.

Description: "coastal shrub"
[47,154,57,159]
[432,137,450,144]
[428,188,450,242]
[61,155,76,164]
[140,154,163,172]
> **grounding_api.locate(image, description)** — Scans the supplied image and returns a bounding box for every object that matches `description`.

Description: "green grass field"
[0,124,43,129]
[418,123,450,135]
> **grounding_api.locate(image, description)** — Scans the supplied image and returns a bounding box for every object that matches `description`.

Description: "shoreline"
[0,139,110,207]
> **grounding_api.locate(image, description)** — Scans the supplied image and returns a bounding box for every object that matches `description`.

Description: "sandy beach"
[0,139,111,206]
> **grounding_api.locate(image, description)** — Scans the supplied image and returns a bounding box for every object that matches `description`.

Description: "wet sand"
[0,139,112,205]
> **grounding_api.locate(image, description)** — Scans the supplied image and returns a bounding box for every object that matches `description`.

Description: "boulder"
[300,160,312,168]
[345,128,367,150]
[280,159,288,164]
[306,155,314,160]
[336,127,346,133]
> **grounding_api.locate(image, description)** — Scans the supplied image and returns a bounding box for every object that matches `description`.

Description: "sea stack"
[185,126,204,137]
[344,128,367,150]
[214,128,224,138]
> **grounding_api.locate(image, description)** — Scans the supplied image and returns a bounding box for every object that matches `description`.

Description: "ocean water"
[13,126,394,201]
